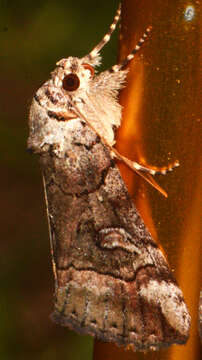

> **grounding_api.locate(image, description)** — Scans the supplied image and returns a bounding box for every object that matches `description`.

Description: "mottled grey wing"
[40,119,190,352]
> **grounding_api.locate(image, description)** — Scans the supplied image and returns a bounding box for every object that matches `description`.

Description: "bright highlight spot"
[184,5,195,21]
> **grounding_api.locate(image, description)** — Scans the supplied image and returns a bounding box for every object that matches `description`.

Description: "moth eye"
[82,63,95,78]
[62,73,80,91]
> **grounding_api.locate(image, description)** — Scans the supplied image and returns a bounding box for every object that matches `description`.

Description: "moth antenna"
[87,3,121,61]
[110,26,152,73]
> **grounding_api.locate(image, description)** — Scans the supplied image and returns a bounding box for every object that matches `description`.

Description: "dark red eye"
[62,73,80,91]
[82,63,95,77]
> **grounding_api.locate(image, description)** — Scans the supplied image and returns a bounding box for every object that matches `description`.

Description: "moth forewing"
[28,4,190,352]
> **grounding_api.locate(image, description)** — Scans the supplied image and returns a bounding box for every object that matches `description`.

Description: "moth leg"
[112,148,179,175]
[112,148,179,197]
[42,173,58,287]
[132,159,180,175]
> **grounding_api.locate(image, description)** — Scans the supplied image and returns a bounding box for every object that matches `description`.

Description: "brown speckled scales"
[28,4,190,352]
[35,119,188,351]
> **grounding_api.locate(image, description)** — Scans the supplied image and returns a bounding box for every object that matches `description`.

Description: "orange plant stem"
[93,1,201,359]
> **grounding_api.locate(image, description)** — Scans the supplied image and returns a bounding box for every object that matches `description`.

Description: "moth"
[28,4,190,352]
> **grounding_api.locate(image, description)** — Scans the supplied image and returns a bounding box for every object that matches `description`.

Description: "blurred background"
[0,1,119,359]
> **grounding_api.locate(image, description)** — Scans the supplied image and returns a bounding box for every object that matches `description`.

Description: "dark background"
[0,1,119,359]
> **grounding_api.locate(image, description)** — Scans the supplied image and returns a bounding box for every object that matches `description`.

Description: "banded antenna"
[110,26,152,73]
[87,3,121,61]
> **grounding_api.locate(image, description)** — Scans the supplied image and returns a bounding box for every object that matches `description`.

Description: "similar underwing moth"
[27,4,190,352]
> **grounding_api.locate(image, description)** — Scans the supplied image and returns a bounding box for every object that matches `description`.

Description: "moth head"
[51,57,95,93]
